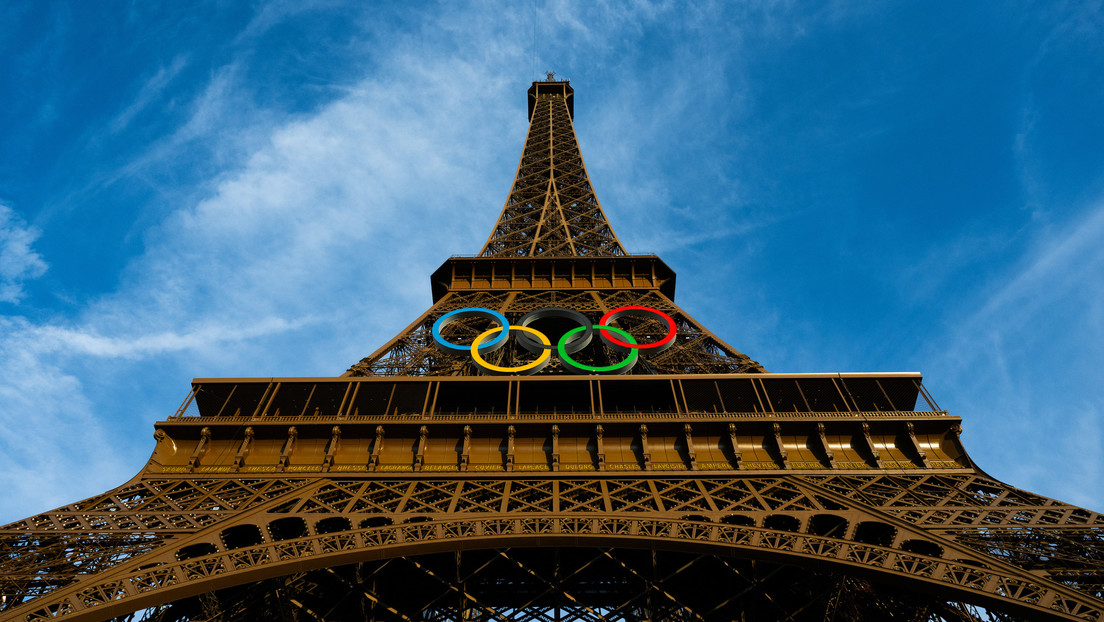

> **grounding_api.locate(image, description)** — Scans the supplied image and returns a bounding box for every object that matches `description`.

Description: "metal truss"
[480,80,624,258]
[2,472,1102,620]
[3,78,1102,622]
[119,549,1024,622]
[346,289,763,376]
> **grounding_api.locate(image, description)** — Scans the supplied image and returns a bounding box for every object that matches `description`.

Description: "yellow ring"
[471,326,551,373]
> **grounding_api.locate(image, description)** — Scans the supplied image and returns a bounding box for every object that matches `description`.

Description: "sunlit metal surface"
[2,79,1101,622]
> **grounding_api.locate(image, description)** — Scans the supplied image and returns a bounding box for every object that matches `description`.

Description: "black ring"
[516,307,593,354]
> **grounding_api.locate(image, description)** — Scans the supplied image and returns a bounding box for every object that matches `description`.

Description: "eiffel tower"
[2,77,1102,622]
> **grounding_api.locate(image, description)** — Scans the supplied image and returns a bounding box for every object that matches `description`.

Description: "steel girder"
[345,288,763,377]
[2,471,1103,621]
[119,549,1022,622]
[480,82,623,258]
[5,78,1102,622]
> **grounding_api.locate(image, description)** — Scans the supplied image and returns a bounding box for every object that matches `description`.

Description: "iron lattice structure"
[347,80,762,378]
[2,79,1102,622]
[479,80,623,258]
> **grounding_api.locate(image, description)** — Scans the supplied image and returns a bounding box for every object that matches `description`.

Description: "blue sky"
[1,1,1102,522]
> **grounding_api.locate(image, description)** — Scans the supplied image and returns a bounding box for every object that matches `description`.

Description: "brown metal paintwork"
[2,79,1102,622]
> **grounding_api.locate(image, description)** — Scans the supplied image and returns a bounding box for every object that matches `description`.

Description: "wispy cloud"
[109,56,189,134]
[0,204,48,303]
[921,196,1104,508]
[0,318,116,518]
[26,317,310,359]
[235,0,349,43]
[977,202,1104,324]
[0,5,535,521]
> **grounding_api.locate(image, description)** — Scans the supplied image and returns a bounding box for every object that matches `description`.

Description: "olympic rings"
[558,325,638,374]
[471,325,552,374]
[431,305,677,375]
[432,308,509,353]
[599,306,677,352]
[516,307,593,354]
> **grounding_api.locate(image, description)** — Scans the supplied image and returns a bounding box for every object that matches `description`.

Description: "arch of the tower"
[19,512,1098,622]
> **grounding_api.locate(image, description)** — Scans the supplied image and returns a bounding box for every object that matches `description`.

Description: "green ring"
[557,325,639,374]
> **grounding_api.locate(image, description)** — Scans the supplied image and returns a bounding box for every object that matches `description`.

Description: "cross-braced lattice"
[1,78,1100,622]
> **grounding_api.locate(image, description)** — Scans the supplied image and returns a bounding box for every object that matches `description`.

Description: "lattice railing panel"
[11,516,1101,621]
[806,474,1104,526]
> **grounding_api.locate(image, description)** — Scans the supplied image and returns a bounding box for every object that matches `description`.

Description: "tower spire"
[480,78,625,257]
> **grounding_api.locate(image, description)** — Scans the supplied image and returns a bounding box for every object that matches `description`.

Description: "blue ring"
[432,308,510,353]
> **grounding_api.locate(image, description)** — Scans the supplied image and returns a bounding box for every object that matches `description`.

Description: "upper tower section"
[344,79,765,377]
[479,77,626,258]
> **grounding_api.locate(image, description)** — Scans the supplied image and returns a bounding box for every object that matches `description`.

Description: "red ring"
[598,306,677,350]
